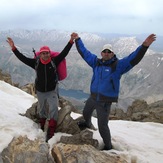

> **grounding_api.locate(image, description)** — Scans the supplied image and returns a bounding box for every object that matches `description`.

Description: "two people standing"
[7,32,156,149]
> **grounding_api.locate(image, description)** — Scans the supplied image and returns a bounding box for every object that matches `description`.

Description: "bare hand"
[6,37,15,49]
[142,34,156,47]
[71,32,79,41]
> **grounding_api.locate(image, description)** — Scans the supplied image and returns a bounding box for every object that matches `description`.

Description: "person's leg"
[37,91,47,118]
[83,97,96,127]
[36,91,47,130]
[78,97,96,130]
[47,88,58,121]
[46,87,58,141]
[96,102,112,150]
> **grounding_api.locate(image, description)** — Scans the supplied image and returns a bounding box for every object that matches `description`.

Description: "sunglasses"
[40,52,49,55]
[102,49,112,53]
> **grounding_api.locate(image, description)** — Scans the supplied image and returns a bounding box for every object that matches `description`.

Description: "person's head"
[101,44,114,61]
[39,46,51,61]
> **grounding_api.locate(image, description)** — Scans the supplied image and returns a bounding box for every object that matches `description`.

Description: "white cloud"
[0,0,163,35]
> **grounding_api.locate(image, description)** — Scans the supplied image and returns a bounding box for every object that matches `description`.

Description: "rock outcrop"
[1,136,54,163]
[51,143,128,163]
[110,99,163,123]
[0,69,11,84]
[59,129,98,148]
[1,136,128,163]
[1,100,128,163]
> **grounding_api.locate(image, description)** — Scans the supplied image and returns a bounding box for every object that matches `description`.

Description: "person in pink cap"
[7,33,76,142]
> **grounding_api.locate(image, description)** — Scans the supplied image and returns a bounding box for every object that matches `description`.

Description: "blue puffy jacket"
[75,38,148,102]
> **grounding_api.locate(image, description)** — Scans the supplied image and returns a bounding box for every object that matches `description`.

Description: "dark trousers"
[83,97,112,149]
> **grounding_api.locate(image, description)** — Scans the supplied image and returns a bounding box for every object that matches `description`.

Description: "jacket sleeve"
[75,38,97,68]
[54,41,73,67]
[119,45,148,74]
[12,48,36,69]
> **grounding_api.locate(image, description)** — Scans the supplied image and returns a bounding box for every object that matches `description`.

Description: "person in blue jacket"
[74,33,156,150]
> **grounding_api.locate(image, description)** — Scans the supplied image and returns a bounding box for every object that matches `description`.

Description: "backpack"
[33,49,67,81]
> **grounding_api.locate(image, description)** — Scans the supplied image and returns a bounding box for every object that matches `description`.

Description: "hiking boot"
[77,120,96,131]
[102,144,113,151]
[77,120,88,130]
[39,118,46,131]
[46,119,57,142]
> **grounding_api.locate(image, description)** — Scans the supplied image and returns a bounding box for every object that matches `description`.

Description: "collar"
[40,57,51,64]
[100,55,118,66]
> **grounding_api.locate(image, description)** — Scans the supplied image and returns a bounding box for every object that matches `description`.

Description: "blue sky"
[0,0,163,35]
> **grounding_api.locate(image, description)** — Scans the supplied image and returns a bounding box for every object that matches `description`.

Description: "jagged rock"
[56,106,81,135]
[127,100,149,117]
[109,99,163,124]
[131,112,150,121]
[20,102,39,123]
[59,97,81,114]
[1,136,55,163]
[21,96,97,135]
[59,129,98,148]
[20,83,36,96]
[148,107,163,123]
[51,143,128,163]
[128,100,163,123]
[21,100,81,135]
[110,108,127,120]
[0,69,12,85]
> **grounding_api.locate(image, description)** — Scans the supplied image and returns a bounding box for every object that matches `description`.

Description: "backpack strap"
[35,56,40,71]
[51,58,58,82]
[32,48,37,58]
[32,48,40,71]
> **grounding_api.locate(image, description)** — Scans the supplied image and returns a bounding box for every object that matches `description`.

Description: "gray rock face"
[51,143,128,163]
[59,129,99,148]
[1,136,54,163]
[110,99,163,123]
[0,69,18,87]
[1,136,128,163]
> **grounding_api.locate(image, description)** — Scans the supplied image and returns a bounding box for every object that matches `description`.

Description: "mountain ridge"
[0,29,163,109]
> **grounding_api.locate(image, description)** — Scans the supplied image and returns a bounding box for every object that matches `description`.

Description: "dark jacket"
[12,41,73,92]
[75,38,148,102]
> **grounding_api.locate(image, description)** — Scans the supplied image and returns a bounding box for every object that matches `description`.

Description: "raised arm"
[130,34,156,66]
[6,37,15,50]
[118,34,156,74]
[74,33,97,68]
[142,34,156,47]
[53,33,76,66]
[6,37,35,69]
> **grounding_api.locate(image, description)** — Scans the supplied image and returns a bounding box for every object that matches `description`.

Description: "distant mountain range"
[0,29,163,110]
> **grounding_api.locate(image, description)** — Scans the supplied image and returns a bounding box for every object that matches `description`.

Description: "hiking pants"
[37,86,58,121]
[83,97,112,149]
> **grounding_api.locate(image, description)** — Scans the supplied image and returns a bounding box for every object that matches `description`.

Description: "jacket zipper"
[44,65,47,92]
[111,79,115,90]
[97,67,103,101]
